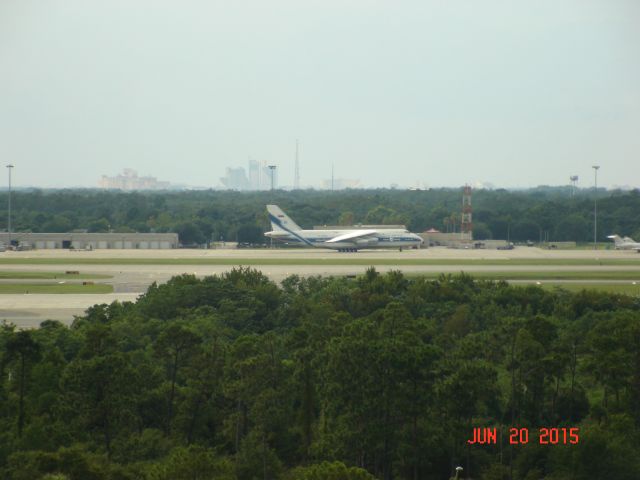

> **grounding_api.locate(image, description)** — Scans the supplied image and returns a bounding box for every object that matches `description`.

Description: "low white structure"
[0,232,179,250]
[99,169,170,190]
[420,229,472,247]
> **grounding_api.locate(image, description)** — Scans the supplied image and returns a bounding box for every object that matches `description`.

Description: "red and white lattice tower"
[461,185,472,239]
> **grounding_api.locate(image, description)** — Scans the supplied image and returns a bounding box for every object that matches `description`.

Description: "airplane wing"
[324,230,378,243]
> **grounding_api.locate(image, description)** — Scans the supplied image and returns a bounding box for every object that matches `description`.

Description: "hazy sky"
[1,0,639,189]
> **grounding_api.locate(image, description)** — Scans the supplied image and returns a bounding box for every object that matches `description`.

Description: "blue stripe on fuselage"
[268,214,314,246]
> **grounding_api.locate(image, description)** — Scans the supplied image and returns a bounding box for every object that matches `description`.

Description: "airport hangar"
[0,232,179,250]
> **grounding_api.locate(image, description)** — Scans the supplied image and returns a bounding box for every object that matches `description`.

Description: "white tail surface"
[608,235,623,246]
[267,205,302,232]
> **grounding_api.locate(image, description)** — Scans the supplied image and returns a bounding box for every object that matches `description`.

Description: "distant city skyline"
[4,166,640,192]
[1,1,638,189]
[3,178,640,192]
[99,168,172,190]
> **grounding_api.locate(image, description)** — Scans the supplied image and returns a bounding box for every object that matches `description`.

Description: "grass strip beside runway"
[534,283,640,296]
[406,271,640,281]
[0,283,114,294]
[0,271,111,280]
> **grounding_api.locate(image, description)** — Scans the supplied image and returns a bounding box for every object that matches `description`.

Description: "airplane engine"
[355,238,379,247]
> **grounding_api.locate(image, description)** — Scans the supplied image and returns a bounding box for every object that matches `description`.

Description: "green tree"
[176,222,206,245]
[472,222,492,240]
[237,224,264,244]
[154,324,202,435]
[285,461,376,479]
[5,446,109,480]
[146,446,234,480]
[87,218,111,233]
[554,213,589,241]
[322,302,439,479]
[364,205,397,224]
[5,330,41,437]
[61,326,137,457]
[224,332,292,477]
[338,211,355,226]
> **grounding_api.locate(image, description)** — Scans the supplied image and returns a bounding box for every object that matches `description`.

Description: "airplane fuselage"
[264,228,422,250]
[608,235,640,251]
[613,244,640,250]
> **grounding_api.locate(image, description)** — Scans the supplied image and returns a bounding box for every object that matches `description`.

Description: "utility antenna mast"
[268,165,277,191]
[294,139,300,189]
[331,164,334,191]
[461,185,473,240]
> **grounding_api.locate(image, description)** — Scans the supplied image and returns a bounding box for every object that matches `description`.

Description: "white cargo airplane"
[264,205,423,252]
[607,234,640,252]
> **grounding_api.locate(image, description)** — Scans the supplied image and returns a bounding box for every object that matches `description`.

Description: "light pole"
[6,164,13,250]
[592,165,600,250]
[268,165,276,191]
[453,466,463,480]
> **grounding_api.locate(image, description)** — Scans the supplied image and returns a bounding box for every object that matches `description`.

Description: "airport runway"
[1,247,639,328]
[3,246,639,260]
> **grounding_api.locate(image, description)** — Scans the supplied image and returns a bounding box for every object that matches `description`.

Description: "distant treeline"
[2,187,640,244]
[1,269,640,479]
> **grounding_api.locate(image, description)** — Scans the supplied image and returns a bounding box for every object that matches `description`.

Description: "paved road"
[0,293,141,328]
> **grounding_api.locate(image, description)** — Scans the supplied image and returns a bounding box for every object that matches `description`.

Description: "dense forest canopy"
[1,269,640,479]
[2,187,640,244]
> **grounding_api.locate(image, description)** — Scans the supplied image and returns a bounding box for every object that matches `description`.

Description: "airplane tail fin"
[267,205,302,232]
[607,234,623,246]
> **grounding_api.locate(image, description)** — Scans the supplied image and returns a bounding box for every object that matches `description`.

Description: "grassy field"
[405,274,640,295]
[407,271,640,281]
[0,271,111,280]
[0,257,640,266]
[0,283,114,294]
[534,283,640,296]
